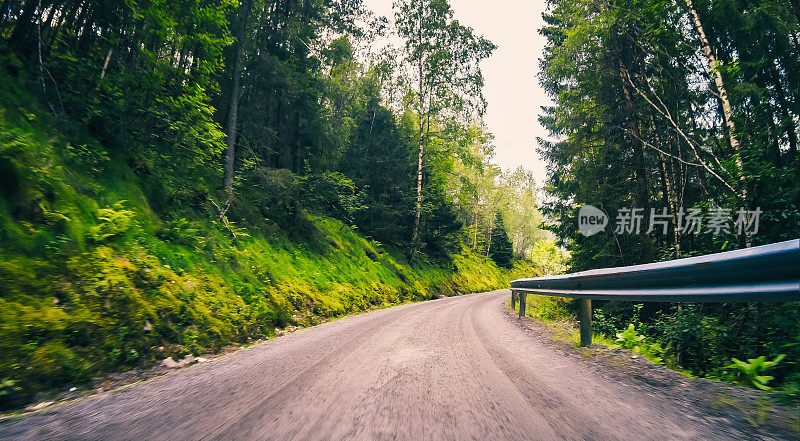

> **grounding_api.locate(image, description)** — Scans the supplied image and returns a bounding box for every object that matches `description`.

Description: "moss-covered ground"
[0,75,534,409]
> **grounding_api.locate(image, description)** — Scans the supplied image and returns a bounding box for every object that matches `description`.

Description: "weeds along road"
[0,290,786,440]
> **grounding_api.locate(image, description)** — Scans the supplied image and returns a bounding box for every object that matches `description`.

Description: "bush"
[610,324,664,364]
[300,172,367,225]
[29,341,91,387]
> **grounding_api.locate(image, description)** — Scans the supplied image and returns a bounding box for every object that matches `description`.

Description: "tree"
[489,213,514,269]
[538,0,799,384]
[497,167,546,258]
[683,0,743,183]
[336,59,417,245]
[223,0,252,195]
[394,0,495,254]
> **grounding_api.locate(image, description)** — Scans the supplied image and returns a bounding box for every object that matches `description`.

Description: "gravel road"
[0,290,794,440]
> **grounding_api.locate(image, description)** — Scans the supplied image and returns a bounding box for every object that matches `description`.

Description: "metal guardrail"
[509,239,800,346]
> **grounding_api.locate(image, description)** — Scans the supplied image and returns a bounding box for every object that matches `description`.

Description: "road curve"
[0,290,778,440]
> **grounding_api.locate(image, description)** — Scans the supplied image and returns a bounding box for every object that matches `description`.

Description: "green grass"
[0,73,533,410]
[513,295,639,351]
[512,296,701,379]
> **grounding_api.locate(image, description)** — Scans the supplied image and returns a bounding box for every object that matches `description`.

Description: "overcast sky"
[361,0,552,186]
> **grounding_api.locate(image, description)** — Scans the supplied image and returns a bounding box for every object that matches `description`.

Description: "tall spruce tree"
[489,213,514,269]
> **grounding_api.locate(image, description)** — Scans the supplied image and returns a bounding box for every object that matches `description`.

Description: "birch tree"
[683,0,744,185]
[394,0,495,255]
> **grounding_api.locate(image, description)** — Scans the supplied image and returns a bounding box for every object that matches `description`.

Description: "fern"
[725,354,785,391]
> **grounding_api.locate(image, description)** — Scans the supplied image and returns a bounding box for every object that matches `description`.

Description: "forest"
[538,0,799,393]
[0,0,797,411]
[0,0,554,408]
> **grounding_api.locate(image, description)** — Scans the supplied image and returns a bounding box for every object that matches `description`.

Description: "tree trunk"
[100,48,112,79]
[410,48,425,251]
[485,216,494,257]
[473,207,479,249]
[223,0,251,194]
[411,127,424,248]
[769,61,797,161]
[685,0,744,177]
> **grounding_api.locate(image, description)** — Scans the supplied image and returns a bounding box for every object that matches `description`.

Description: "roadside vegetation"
[537,0,800,396]
[515,296,799,400]
[2,0,796,413]
[0,0,551,410]
[0,78,539,409]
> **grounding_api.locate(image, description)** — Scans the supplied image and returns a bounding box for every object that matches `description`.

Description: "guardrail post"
[579,298,592,346]
[511,290,517,309]
[518,292,527,318]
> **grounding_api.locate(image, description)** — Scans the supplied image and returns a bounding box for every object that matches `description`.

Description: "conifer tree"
[489,213,514,269]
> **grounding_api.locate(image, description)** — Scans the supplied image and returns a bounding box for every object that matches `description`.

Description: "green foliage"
[394,0,496,117]
[0,0,548,412]
[417,180,464,259]
[89,202,139,242]
[613,324,646,350]
[339,98,416,246]
[650,302,800,384]
[525,295,571,322]
[538,0,799,388]
[299,172,367,225]
[610,324,664,364]
[495,167,547,259]
[0,378,24,409]
[0,378,21,397]
[725,355,786,391]
[489,213,514,269]
[29,341,91,387]
[528,240,568,275]
[394,0,498,255]
[0,88,526,410]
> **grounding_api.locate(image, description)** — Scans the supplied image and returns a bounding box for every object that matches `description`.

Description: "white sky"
[361,0,553,186]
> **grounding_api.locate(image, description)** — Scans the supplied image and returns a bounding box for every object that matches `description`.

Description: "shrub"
[610,324,664,364]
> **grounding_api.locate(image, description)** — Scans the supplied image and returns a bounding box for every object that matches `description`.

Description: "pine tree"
[489,213,514,269]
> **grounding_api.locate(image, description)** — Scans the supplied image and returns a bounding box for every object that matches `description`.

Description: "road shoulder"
[502,299,800,439]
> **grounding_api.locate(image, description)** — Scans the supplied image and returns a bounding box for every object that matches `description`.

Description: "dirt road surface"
[0,290,794,440]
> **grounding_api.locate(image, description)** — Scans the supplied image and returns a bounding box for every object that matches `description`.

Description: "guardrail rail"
[510,239,800,346]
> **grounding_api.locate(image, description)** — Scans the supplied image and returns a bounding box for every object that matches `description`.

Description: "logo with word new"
[576,205,761,237]
[578,205,608,237]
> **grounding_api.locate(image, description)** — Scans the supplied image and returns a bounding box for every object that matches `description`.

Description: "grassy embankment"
[511,296,616,350]
[0,78,535,409]
[512,297,790,385]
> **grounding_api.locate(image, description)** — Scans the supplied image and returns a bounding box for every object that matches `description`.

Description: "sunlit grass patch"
[513,295,644,353]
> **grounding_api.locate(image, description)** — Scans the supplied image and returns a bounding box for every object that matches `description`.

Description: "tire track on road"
[201,297,457,440]
[463,293,614,441]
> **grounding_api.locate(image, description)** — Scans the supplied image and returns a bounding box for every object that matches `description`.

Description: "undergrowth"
[514,295,616,349]
[515,296,800,398]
